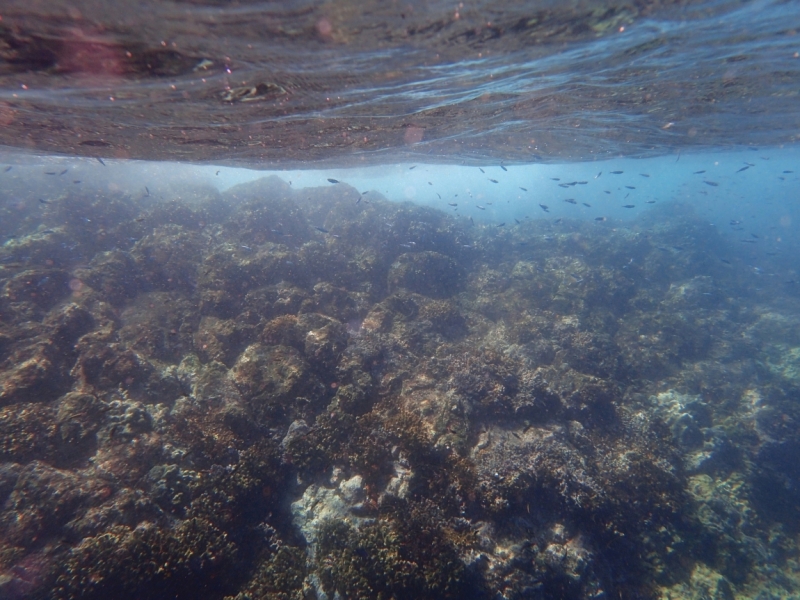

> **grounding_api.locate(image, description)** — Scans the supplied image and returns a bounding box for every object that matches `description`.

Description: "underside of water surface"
[1,0,800,166]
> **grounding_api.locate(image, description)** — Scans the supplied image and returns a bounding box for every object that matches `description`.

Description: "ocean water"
[2,1,800,599]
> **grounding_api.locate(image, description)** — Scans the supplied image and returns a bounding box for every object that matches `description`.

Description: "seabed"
[1,174,800,599]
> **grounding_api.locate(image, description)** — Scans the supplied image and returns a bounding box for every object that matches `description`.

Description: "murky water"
[1,2,800,599]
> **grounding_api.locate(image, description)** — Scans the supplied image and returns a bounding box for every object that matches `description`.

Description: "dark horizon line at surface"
[0,141,791,171]
[1,0,799,166]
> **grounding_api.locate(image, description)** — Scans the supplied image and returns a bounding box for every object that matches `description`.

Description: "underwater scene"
[2,1,800,599]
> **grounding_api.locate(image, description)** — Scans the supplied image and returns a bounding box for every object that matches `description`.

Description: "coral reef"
[0,175,799,599]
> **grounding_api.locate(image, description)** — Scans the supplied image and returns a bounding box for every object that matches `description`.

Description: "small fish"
[577,181,588,185]
[640,173,650,177]
[241,245,252,251]
[216,170,220,175]
[783,170,793,173]
[38,198,49,204]
[693,170,705,174]
[97,157,106,166]
[519,187,527,192]
[315,226,329,233]
[511,432,521,439]
[721,259,731,264]
[563,198,577,204]
[550,177,560,181]
[73,180,81,184]
[500,165,508,172]
[476,205,485,210]
[744,161,755,166]
[736,166,749,173]
[45,171,57,175]
[751,233,759,238]
[558,183,570,188]
[595,171,602,178]
[645,200,656,204]
[448,202,458,207]
[553,219,562,224]
[497,223,505,227]
[570,274,583,282]
[604,190,611,194]
[514,218,521,224]
[488,178,498,183]
[144,186,150,197]
[2,166,11,172]
[428,182,432,185]
[59,169,68,175]
[622,204,636,208]
[610,170,623,174]
[703,181,719,186]
[740,239,757,244]
[479,168,485,173]
[409,165,417,170]
[327,178,339,184]
[583,203,591,207]
[437,193,441,199]
[625,186,636,190]
[539,204,549,212]
[356,196,362,204]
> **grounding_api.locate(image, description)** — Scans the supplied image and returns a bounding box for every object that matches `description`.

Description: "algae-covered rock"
[1,175,800,600]
[231,343,325,425]
[388,251,463,298]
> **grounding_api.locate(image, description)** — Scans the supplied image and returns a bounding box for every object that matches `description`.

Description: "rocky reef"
[1,174,799,599]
